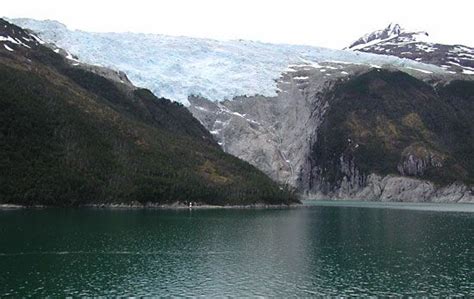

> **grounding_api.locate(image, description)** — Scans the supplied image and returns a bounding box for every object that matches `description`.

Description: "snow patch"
[405,67,433,74]
[350,37,393,51]
[415,44,437,53]
[29,33,45,44]
[65,51,79,62]
[4,44,14,52]
[0,35,19,44]
[0,35,31,48]
[194,106,210,112]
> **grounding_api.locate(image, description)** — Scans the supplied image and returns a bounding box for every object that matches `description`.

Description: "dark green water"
[0,202,473,296]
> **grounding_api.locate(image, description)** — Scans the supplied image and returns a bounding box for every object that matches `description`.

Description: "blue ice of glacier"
[11,18,444,105]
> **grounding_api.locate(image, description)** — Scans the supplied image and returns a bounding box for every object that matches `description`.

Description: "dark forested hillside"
[0,19,297,206]
[308,69,474,193]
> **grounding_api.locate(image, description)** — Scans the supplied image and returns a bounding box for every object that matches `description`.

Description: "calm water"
[0,202,473,296]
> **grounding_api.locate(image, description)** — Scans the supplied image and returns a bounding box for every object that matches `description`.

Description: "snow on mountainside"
[348,23,474,75]
[0,19,45,51]
[10,18,450,105]
[348,23,430,50]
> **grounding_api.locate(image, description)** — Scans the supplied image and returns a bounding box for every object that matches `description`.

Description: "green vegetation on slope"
[0,22,297,206]
[311,69,473,187]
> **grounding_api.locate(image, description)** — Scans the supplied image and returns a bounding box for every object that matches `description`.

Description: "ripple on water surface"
[0,204,472,296]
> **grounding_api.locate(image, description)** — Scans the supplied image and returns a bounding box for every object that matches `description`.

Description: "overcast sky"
[3,0,474,48]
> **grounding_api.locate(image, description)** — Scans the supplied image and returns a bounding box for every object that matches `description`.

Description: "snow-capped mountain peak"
[348,23,431,50]
[348,24,474,74]
[386,23,402,34]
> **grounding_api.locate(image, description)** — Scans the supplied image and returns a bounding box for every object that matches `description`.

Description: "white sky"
[3,0,474,48]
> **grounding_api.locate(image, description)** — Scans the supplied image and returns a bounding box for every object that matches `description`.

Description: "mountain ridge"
[0,19,297,206]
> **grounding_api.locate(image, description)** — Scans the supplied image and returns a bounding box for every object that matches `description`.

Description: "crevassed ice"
[11,18,445,105]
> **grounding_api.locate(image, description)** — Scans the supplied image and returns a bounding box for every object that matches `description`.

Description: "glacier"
[11,18,446,105]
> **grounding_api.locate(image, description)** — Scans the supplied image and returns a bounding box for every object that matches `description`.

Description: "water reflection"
[0,205,472,296]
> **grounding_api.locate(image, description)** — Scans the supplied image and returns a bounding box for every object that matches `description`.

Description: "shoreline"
[2,198,473,211]
[84,202,300,210]
[0,202,301,210]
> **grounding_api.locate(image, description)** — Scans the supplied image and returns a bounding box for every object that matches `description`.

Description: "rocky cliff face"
[189,61,368,186]
[190,66,474,203]
[301,154,472,203]
[307,173,473,203]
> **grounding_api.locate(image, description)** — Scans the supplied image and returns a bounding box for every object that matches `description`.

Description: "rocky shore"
[304,174,474,203]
